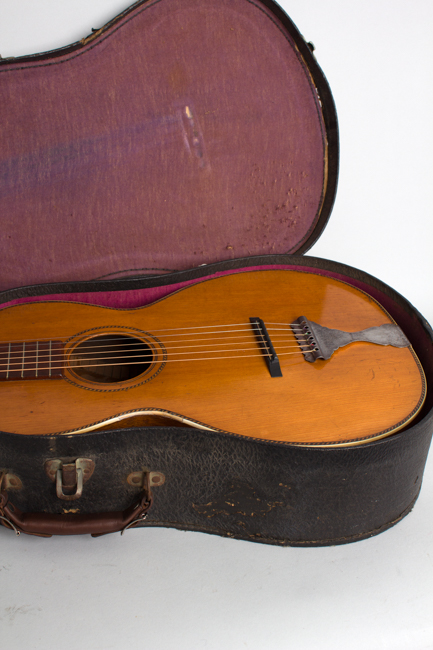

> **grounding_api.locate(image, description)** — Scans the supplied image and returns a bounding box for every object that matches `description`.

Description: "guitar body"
[0,270,425,446]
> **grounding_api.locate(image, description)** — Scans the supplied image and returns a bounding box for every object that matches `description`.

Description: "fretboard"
[0,341,64,380]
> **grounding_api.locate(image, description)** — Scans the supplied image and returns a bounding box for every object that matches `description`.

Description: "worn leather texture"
[0,418,431,545]
[0,255,432,545]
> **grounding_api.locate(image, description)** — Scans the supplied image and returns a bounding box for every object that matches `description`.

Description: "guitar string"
[0,323,305,347]
[0,328,314,365]
[0,329,304,350]
[0,321,315,372]
[0,334,308,362]
[0,332,315,371]
[61,331,301,353]
[0,328,313,372]
[0,342,315,371]
[0,349,313,373]
[0,329,308,360]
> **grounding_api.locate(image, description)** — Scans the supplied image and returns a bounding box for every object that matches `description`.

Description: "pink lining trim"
[1,265,350,309]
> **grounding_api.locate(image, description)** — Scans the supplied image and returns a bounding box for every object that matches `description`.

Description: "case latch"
[44,458,95,501]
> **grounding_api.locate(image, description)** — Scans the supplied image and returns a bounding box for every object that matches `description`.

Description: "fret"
[21,342,25,378]
[6,343,10,380]
[2,342,23,380]
[0,340,64,381]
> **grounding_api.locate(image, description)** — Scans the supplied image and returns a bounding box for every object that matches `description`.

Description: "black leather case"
[0,0,431,543]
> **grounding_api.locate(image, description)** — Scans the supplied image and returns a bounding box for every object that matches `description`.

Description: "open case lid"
[0,0,338,292]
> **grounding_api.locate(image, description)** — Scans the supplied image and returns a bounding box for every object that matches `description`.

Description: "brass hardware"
[0,473,23,490]
[127,471,165,488]
[121,470,164,535]
[44,458,95,501]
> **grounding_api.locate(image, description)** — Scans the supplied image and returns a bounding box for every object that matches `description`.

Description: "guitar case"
[0,0,432,544]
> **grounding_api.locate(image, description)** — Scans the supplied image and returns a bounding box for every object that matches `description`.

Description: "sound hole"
[70,335,153,384]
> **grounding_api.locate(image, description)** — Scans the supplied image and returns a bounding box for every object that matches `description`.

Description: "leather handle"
[0,490,152,537]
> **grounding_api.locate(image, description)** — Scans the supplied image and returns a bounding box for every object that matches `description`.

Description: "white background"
[1,1,433,648]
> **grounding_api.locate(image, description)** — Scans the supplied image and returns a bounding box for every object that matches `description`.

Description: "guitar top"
[0,270,426,446]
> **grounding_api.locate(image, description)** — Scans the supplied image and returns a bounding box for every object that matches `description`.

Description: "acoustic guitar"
[0,270,426,447]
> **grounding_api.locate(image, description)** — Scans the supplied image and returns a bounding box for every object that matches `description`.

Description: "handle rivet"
[127,471,165,488]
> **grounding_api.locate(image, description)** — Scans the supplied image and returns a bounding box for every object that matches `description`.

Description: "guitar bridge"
[250,317,283,377]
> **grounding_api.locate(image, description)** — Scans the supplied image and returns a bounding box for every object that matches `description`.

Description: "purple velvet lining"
[0,263,417,327]
[0,0,326,292]
[0,265,292,309]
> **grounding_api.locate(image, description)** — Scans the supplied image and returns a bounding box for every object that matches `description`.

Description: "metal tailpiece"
[292,316,411,362]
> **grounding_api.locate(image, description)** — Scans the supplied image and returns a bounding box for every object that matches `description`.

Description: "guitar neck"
[0,340,64,380]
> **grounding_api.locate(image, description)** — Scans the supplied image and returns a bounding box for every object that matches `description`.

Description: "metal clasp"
[44,458,95,501]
